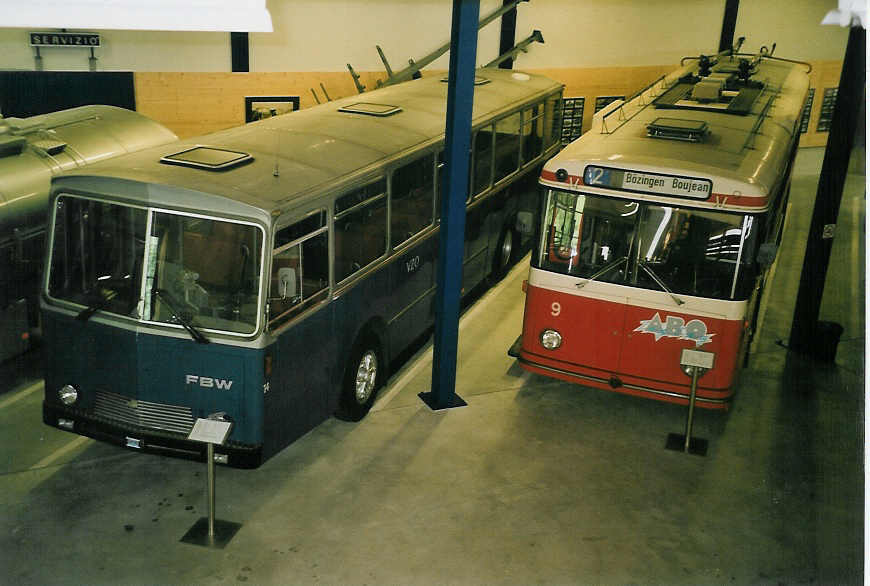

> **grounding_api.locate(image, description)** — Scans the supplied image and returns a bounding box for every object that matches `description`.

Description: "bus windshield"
[537,189,758,300]
[48,196,263,335]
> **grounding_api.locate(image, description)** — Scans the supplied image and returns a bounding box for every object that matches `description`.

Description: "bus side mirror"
[756,242,777,267]
[278,267,297,300]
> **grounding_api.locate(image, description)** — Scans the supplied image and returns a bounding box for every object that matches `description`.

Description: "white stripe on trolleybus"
[527,267,748,321]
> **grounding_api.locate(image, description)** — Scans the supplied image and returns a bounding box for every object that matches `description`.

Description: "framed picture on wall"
[816,88,837,133]
[594,95,624,113]
[245,96,300,123]
[560,97,585,145]
[799,88,815,134]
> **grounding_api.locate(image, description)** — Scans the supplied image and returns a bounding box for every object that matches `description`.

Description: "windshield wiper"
[76,290,118,322]
[575,256,628,289]
[152,288,210,344]
[638,260,685,306]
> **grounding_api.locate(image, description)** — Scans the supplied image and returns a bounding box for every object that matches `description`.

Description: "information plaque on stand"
[180,415,242,549]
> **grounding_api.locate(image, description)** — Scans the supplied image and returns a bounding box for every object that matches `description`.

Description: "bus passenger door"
[263,212,334,455]
[389,241,436,356]
[464,127,494,290]
[266,306,334,453]
[388,154,437,357]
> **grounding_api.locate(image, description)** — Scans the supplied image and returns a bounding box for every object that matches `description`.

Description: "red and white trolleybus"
[511,48,810,409]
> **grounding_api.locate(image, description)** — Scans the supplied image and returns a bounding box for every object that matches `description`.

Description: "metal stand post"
[181,415,242,548]
[666,349,712,456]
[681,367,702,454]
[207,443,216,538]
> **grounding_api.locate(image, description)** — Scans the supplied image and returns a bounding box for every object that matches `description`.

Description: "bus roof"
[52,69,562,218]
[0,105,177,243]
[541,55,810,212]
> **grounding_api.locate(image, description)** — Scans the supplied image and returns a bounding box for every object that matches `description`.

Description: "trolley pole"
[666,349,714,456]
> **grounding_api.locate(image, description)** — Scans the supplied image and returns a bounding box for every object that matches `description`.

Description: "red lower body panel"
[518,283,745,409]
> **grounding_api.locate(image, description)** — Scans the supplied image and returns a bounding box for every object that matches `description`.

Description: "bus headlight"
[58,384,79,405]
[540,329,562,350]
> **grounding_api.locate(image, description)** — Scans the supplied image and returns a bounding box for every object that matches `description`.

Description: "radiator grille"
[93,390,194,435]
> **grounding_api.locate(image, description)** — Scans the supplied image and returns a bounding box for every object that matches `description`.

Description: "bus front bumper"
[508,335,732,410]
[42,401,263,468]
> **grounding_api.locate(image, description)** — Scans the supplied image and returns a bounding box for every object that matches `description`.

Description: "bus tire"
[493,223,516,277]
[336,335,383,422]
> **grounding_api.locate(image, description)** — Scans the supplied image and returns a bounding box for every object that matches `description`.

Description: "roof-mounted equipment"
[646,117,709,142]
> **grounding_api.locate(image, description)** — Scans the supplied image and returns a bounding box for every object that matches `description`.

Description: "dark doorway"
[0,71,135,117]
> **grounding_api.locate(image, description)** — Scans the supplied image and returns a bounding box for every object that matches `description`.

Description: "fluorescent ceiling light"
[3,0,273,32]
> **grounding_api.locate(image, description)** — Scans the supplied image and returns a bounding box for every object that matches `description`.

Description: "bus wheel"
[493,225,515,276]
[337,337,382,421]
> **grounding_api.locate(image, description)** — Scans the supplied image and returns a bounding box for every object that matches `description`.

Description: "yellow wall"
[135,61,841,147]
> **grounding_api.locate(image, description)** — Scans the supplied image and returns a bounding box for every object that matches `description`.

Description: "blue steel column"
[420,0,480,411]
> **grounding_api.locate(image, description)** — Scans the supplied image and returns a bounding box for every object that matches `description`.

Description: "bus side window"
[472,126,493,196]
[334,181,387,282]
[521,104,544,165]
[494,112,521,183]
[391,154,434,248]
[269,210,328,327]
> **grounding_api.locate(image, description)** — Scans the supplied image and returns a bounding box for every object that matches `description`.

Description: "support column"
[718,0,739,53]
[422,0,480,411]
[788,24,865,355]
[498,0,518,69]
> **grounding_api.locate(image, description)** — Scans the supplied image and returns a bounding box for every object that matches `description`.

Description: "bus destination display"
[583,165,711,199]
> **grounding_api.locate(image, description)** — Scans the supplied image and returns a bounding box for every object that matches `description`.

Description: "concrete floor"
[0,146,864,585]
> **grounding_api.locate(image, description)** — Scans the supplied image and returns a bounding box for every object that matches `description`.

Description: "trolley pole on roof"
[420,0,479,411]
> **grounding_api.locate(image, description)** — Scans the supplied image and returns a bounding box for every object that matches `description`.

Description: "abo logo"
[634,313,714,347]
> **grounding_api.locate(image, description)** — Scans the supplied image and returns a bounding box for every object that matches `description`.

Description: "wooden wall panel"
[134,61,842,148]
[134,70,390,138]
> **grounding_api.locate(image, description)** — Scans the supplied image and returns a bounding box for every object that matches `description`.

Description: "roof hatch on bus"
[440,75,491,86]
[338,102,402,117]
[160,146,253,170]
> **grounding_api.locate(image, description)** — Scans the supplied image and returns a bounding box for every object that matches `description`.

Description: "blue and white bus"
[41,69,564,467]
